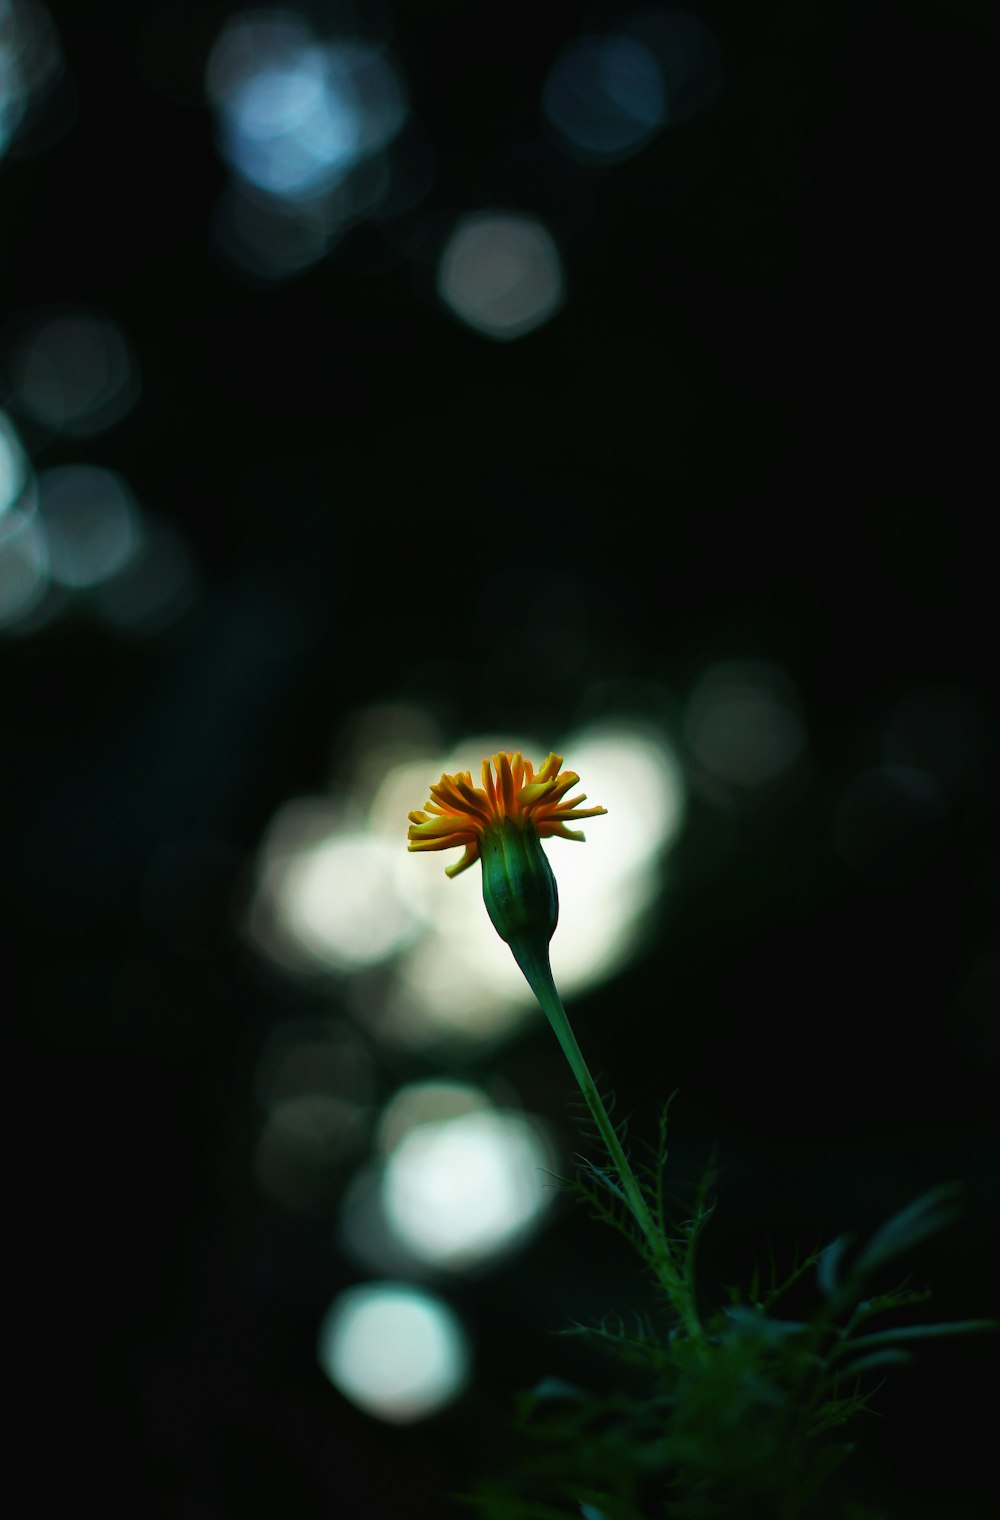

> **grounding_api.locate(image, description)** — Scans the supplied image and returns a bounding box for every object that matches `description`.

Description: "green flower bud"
[479,819,559,950]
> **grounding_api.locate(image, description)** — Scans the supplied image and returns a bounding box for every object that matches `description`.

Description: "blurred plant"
[408,752,994,1519]
[463,1177,993,1520]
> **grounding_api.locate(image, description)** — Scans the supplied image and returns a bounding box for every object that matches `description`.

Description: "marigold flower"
[408,750,608,956]
[407,751,607,879]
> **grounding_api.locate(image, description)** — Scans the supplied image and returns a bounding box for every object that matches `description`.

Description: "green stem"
[509,935,703,1342]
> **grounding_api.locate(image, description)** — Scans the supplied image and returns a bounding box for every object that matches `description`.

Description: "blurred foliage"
[461,1149,995,1520]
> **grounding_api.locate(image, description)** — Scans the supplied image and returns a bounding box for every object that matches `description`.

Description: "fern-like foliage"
[461,1117,996,1520]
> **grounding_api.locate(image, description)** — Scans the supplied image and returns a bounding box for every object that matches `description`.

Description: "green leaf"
[557,1317,673,1372]
[817,1234,851,1299]
[808,1384,884,1437]
[760,1241,823,1311]
[723,1305,809,1341]
[847,1285,932,1329]
[833,1319,999,1359]
[853,1184,964,1279]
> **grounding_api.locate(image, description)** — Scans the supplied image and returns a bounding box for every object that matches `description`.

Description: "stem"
[509,935,703,1342]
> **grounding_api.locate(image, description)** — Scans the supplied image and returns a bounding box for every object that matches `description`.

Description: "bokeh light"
[684,661,806,791]
[278,833,418,969]
[91,512,197,636]
[543,33,665,162]
[253,1017,376,1215]
[256,1094,369,1215]
[252,807,422,974]
[0,492,47,629]
[213,178,348,279]
[621,7,723,126]
[375,1080,487,1155]
[542,9,721,166]
[0,407,46,630]
[1,413,195,636]
[35,464,141,588]
[437,212,564,342]
[7,311,139,436]
[378,1082,554,1270]
[0,0,62,160]
[207,15,405,199]
[0,407,31,518]
[316,1281,470,1423]
[548,727,685,984]
[206,11,408,277]
[339,1081,555,1276]
[255,1016,377,1111]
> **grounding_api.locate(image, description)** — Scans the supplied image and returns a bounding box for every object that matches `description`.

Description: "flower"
[408,750,608,958]
[407,751,607,879]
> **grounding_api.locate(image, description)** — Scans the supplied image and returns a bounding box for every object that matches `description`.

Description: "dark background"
[3,2,998,1516]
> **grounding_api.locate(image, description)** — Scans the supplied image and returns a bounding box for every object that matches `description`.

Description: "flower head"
[407,751,607,879]
[408,750,608,958]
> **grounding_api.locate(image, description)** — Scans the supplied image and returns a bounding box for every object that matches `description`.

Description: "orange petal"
[496,751,516,815]
[445,842,480,877]
[408,831,474,853]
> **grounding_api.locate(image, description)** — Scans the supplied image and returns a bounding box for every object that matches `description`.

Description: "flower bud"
[479,819,559,950]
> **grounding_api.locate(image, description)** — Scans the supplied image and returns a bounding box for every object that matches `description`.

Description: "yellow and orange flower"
[407,750,607,878]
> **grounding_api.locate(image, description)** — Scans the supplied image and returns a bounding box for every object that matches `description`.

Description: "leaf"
[676,1155,718,1280]
[817,1234,851,1299]
[567,1167,640,1253]
[723,1305,809,1341]
[760,1240,823,1311]
[578,1157,629,1207]
[853,1184,965,1279]
[832,1319,999,1360]
[846,1285,932,1329]
[808,1384,885,1437]
[557,1317,673,1372]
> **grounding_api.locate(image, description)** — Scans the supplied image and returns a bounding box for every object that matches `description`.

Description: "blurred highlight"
[684,661,806,792]
[250,803,422,974]
[1,395,197,638]
[7,310,139,436]
[92,513,196,636]
[543,9,722,165]
[36,465,141,588]
[0,0,62,159]
[0,407,45,630]
[438,212,564,342]
[0,494,47,628]
[206,10,410,278]
[316,1281,470,1423]
[0,407,31,518]
[622,8,722,125]
[543,34,664,162]
[377,1081,553,1270]
[253,1017,375,1216]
